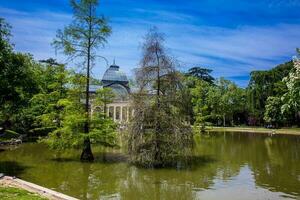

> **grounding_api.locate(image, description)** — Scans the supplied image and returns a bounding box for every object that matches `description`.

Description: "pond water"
[0,132,300,200]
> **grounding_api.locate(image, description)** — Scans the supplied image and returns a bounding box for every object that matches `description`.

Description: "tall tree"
[264,96,283,127]
[190,78,211,132]
[129,28,193,168]
[247,61,293,125]
[187,67,215,84]
[281,49,300,125]
[0,18,11,50]
[0,18,40,134]
[53,0,111,161]
[28,59,69,135]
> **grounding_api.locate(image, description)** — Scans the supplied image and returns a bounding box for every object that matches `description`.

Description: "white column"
[126,107,129,122]
[106,107,109,117]
[120,106,123,122]
[113,106,116,121]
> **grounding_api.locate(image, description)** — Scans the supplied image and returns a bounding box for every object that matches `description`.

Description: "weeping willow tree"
[128,28,193,168]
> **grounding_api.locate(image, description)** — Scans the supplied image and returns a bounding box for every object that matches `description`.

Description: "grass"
[0,186,47,200]
[209,126,300,135]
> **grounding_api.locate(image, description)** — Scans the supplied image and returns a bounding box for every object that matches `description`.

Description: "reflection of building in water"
[90,62,133,123]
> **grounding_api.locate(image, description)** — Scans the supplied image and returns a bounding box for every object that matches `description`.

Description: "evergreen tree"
[52,0,112,161]
[187,67,215,84]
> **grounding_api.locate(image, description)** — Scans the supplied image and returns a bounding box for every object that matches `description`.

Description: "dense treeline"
[185,59,300,129]
[247,61,294,126]
[0,17,117,156]
[152,50,299,130]
[1,16,299,140]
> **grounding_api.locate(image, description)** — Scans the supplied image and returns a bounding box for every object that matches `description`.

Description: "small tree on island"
[50,0,112,161]
[128,27,193,168]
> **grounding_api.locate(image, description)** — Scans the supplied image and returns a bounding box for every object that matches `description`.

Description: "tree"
[129,28,193,168]
[219,79,246,126]
[264,96,283,127]
[0,17,12,50]
[281,49,300,125]
[197,78,246,127]
[0,18,40,134]
[94,87,115,115]
[247,61,293,125]
[190,78,211,132]
[41,74,117,152]
[28,59,69,136]
[187,67,215,84]
[52,0,111,161]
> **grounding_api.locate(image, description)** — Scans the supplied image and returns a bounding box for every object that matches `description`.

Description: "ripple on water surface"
[0,132,299,200]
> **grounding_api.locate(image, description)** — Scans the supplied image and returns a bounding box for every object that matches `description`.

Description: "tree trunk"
[81,138,94,161]
[81,3,94,162]
[154,49,162,167]
[223,114,226,127]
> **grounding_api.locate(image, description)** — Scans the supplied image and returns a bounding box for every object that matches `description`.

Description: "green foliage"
[190,78,211,132]
[129,28,193,168]
[247,61,293,124]
[247,50,300,127]
[190,76,246,128]
[176,75,194,123]
[281,51,300,115]
[52,0,111,62]
[218,78,246,126]
[264,97,283,125]
[0,17,12,51]
[40,85,117,152]
[52,0,112,161]
[187,66,215,84]
[0,18,41,134]
[24,60,69,136]
[94,87,115,112]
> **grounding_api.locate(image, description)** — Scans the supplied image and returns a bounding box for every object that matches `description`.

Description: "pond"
[0,132,299,200]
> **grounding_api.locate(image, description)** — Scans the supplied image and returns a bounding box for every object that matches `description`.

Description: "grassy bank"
[0,186,47,200]
[209,126,300,135]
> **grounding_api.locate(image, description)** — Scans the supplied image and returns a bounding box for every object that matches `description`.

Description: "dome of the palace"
[102,64,128,83]
[101,63,130,100]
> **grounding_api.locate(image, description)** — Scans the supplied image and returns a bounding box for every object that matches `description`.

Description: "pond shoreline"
[0,175,78,200]
[209,126,300,135]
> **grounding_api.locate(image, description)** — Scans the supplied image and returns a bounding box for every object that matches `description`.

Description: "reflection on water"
[0,132,299,200]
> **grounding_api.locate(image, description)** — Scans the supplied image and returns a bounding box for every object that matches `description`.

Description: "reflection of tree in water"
[0,161,28,177]
[115,134,246,200]
[195,132,300,197]
[250,135,300,196]
[0,134,299,199]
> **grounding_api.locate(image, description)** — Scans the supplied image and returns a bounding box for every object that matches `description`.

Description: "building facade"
[90,63,132,123]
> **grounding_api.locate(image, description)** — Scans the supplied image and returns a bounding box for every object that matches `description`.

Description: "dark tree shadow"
[132,155,217,171]
[188,155,217,169]
[0,161,29,177]
[50,152,128,164]
[50,152,216,171]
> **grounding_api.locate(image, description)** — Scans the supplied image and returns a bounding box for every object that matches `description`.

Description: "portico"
[90,62,132,123]
[106,101,133,122]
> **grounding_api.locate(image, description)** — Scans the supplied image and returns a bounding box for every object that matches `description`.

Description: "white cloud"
[1,6,299,87]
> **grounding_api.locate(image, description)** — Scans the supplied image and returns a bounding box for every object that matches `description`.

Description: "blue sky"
[1,0,300,87]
